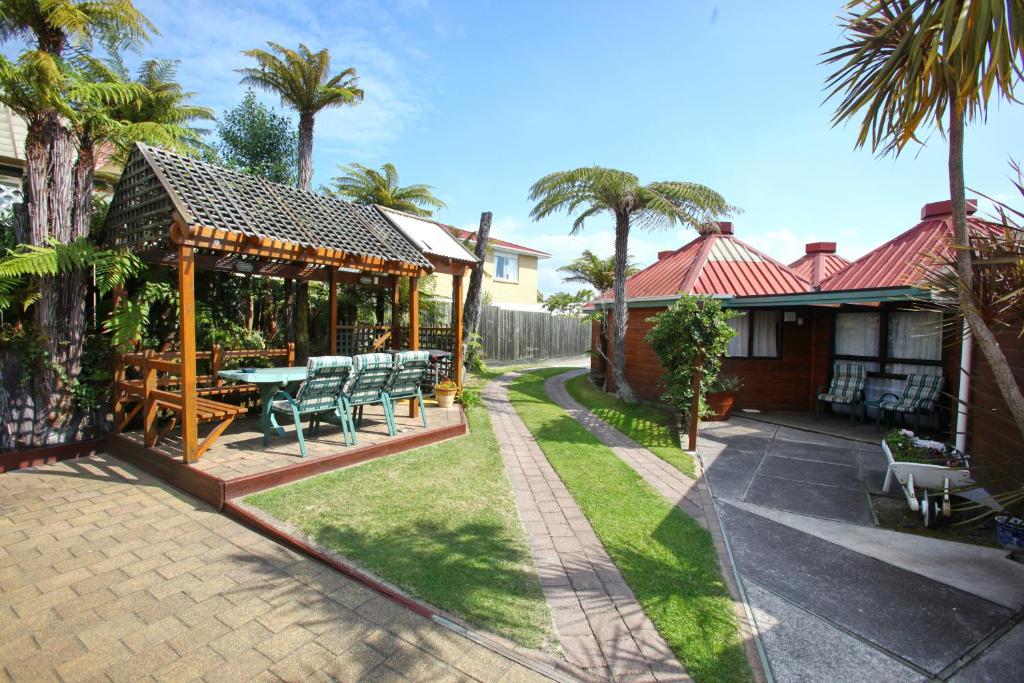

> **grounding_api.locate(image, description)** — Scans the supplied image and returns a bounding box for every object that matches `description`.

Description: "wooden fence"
[476,306,590,364]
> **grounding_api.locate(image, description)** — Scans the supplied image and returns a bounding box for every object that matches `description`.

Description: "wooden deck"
[107,401,467,508]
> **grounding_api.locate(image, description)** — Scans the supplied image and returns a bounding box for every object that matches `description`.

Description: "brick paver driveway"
[0,454,547,682]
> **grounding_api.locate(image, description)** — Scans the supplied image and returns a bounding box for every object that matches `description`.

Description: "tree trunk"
[461,211,491,368]
[611,211,637,403]
[947,104,1024,442]
[295,280,310,364]
[374,290,387,325]
[297,113,315,192]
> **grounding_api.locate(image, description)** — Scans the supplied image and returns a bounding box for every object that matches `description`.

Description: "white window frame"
[493,250,519,283]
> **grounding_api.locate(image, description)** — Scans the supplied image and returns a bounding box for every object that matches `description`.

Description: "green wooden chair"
[877,374,944,431]
[382,350,432,435]
[339,353,395,445]
[266,356,354,457]
[816,363,867,423]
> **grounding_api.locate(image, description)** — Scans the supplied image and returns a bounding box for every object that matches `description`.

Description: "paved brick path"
[0,454,549,683]
[484,374,689,683]
[544,371,709,529]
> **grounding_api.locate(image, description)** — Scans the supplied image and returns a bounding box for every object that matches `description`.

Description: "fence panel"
[475,305,590,364]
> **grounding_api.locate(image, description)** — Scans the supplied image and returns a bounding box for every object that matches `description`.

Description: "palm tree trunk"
[611,211,637,403]
[948,101,1024,442]
[297,112,315,192]
[293,112,316,362]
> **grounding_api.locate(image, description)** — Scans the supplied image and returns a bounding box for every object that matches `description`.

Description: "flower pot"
[705,391,735,421]
[996,515,1024,551]
[435,388,457,409]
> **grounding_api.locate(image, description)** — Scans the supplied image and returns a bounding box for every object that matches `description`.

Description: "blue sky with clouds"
[36,1,1024,292]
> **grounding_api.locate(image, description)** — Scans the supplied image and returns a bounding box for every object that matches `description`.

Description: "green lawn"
[507,368,750,683]
[564,373,695,478]
[245,403,557,651]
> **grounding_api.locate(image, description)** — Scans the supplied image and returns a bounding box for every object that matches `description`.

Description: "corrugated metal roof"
[593,231,811,303]
[378,207,480,264]
[449,227,551,258]
[789,252,850,286]
[820,213,1004,291]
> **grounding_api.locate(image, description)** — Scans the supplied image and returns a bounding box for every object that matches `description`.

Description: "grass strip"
[507,368,750,683]
[564,373,695,478]
[246,403,556,651]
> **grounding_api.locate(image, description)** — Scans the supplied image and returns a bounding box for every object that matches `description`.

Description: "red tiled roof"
[449,228,551,258]
[820,202,1004,291]
[789,243,850,287]
[592,228,811,303]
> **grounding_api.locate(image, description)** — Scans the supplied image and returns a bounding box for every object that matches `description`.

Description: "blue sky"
[40,2,1024,292]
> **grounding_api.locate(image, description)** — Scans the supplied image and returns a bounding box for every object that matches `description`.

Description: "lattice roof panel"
[103,143,431,270]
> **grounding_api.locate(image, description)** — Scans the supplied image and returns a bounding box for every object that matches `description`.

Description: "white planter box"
[881,439,972,514]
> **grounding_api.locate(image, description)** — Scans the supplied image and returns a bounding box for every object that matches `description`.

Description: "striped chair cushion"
[386,351,432,400]
[344,353,396,406]
[818,363,865,404]
[273,356,352,414]
[880,374,943,413]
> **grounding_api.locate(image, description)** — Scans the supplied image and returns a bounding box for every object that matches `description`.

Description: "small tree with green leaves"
[215,90,298,184]
[645,296,736,419]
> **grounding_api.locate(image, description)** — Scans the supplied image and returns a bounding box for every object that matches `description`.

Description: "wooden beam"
[170,218,423,277]
[138,249,328,282]
[390,282,401,350]
[408,275,420,418]
[329,269,338,354]
[178,243,199,463]
[452,274,464,387]
[428,259,473,277]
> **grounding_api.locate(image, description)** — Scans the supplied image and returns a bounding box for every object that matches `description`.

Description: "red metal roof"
[449,228,551,258]
[592,229,811,303]
[820,204,1004,291]
[789,243,850,287]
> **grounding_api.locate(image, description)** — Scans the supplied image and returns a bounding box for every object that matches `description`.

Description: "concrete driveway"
[698,417,1024,682]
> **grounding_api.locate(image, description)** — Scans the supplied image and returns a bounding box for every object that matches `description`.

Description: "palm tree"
[238,42,363,361]
[238,42,363,192]
[0,0,153,443]
[329,163,446,217]
[824,0,1024,440]
[530,168,729,403]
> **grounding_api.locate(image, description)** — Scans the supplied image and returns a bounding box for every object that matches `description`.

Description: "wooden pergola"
[103,143,476,463]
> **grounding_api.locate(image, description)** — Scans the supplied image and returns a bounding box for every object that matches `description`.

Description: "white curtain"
[888,311,942,361]
[726,313,748,357]
[835,312,880,357]
[751,311,780,357]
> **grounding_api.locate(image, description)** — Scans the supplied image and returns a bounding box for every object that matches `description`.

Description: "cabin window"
[726,310,780,358]
[494,251,519,282]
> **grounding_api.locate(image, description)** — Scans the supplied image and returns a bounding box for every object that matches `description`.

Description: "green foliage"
[645,297,736,416]
[215,90,298,184]
[238,42,364,116]
[823,0,1024,156]
[464,331,486,374]
[328,162,447,216]
[709,374,742,393]
[541,289,593,315]
[458,384,482,409]
[558,249,638,292]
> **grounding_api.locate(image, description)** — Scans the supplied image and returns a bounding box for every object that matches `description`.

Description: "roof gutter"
[724,286,931,308]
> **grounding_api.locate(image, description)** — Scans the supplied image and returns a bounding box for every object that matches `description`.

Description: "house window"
[726,310,781,358]
[494,251,518,283]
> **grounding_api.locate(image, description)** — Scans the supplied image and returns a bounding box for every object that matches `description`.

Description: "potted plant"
[434,378,459,409]
[705,375,742,421]
[881,429,973,524]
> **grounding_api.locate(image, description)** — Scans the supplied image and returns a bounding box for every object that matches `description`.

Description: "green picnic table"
[218,367,308,440]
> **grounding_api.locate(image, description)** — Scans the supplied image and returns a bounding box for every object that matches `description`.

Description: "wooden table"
[219,367,308,440]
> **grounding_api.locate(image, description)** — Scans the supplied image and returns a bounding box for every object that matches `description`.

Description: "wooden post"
[178,244,199,463]
[452,274,464,387]
[328,269,338,354]
[142,350,158,447]
[111,285,126,429]
[211,344,224,386]
[688,353,703,452]
[409,275,420,418]
[286,341,295,367]
[390,282,401,350]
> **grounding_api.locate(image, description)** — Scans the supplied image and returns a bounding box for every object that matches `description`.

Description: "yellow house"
[379,207,551,311]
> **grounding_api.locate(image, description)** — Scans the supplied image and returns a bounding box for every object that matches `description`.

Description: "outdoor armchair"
[266,356,354,457]
[876,373,944,431]
[816,362,867,424]
[383,350,433,435]
[339,353,395,445]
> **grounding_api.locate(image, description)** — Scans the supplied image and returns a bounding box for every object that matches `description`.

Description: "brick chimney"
[716,221,734,235]
[805,242,836,255]
[657,250,675,260]
[921,199,978,219]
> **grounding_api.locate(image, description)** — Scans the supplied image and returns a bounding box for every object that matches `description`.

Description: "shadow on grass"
[308,518,554,650]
